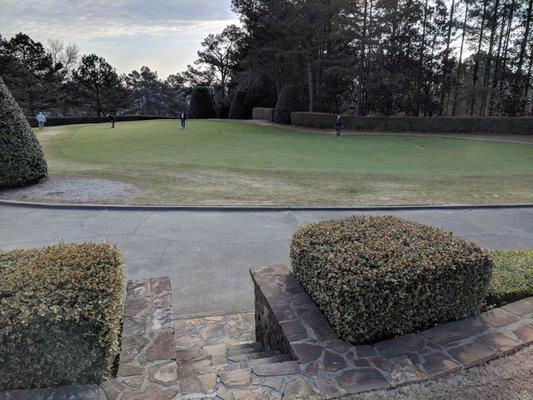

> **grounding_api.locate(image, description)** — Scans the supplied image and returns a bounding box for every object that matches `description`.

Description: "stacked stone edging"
[250,265,533,397]
[0,277,178,400]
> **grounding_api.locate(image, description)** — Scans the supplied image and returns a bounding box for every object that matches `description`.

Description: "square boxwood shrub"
[0,242,124,390]
[486,250,533,308]
[290,215,493,344]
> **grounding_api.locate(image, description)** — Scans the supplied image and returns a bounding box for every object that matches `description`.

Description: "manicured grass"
[38,119,533,205]
[486,250,533,308]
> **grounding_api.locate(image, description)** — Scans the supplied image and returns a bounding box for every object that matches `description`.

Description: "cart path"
[1,205,532,316]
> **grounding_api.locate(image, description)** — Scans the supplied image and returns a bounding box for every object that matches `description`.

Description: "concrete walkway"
[1,205,532,317]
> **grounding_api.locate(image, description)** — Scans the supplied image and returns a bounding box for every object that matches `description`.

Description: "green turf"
[51,120,532,174]
[38,119,533,205]
[486,250,533,308]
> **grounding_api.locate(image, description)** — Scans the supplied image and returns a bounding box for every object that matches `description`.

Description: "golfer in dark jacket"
[180,111,187,128]
[334,115,343,136]
[108,113,116,128]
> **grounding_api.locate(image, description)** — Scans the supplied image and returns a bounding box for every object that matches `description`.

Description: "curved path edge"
[1,199,533,212]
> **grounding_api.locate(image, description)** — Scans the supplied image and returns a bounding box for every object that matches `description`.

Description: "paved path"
[1,205,532,317]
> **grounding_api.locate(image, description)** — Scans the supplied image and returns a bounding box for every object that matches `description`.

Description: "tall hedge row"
[0,242,124,390]
[188,86,216,119]
[291,112,533,135]
[0,77,47,188]
[290,215,493,344]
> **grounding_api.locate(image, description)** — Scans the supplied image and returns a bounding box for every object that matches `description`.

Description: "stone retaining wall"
[0,277,177,400]
[250,265,533,397]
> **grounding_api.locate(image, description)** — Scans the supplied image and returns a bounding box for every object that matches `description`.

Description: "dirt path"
[0,176,141,204]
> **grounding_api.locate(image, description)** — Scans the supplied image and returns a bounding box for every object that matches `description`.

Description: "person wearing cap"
[334,115,343,136]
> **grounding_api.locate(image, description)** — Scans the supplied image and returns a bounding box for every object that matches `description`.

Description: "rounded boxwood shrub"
[0,242,124,390]
[0,77,47,188]
[188,86,216,119]
[252,107,274,122]
[274,85,303,124]
[290,215,493,344]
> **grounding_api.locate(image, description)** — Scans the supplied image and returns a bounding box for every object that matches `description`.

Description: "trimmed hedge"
[486,249,533,308]
[274,86,304,124]
[291,112,533,135]
[290,215,492,344]
[252,107,274,122]
[188,86,216,119]
[228,91,250,119]
[0,242,124,390]
[26,115,174,128]
[0,77,48,188]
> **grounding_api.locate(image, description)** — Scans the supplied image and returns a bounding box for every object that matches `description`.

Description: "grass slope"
[38,119,533,205]
[487,249,533,308]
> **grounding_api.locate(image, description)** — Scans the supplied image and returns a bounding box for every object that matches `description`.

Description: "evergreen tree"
[188,86,216,118]
[0,77,47,188]
[72,54,131,116]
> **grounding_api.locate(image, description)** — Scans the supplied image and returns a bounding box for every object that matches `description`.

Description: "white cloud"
[0,0,240,77]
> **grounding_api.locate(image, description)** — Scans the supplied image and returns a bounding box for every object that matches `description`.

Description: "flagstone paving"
[172,296,533,399]
[0,276,531,400]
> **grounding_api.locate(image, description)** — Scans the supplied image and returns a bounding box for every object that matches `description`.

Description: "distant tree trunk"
[525,43,533,99]
[441,0,455,114]
[307,61,315,112]
[495,0,515,104]
[95,90,101,117]
[480,0,500,116]
[357,0,368,116]
[516,0,532,76]
[417,0,429,116]
[489,3,507,115]
[452,2,469,116]
[470,0,488,116]
[515,0,532,109]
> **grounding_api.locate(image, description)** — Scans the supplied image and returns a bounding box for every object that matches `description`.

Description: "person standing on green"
[108,113,116,128]
[334,115,343,136]
[36,112,46,130]
[180,111,187,128]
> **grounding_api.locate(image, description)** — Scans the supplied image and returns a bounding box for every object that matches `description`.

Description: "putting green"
[38,119,533,205]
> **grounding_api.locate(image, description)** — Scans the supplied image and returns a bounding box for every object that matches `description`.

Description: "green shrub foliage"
[252,107,274,122]
[290,112,533,135]
[274,86,304,124]
[0,77,47,188]
[228,91,250,119]
[0,242,124,390]
[290,215,493,344]
[188,86,216,119]
[486,250,533,308]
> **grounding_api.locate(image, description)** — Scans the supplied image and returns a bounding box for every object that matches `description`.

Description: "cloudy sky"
[0,0,239,78]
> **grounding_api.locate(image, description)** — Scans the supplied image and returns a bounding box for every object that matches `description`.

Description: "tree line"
[1,0,532,118]
[0,33,188,117]
[225,0,532,117]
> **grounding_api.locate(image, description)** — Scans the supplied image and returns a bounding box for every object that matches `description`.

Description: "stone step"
[226,341,264,356]
[246,354,293,368]
[227,349,281,362]
[178,360,229,377]
[251,360,301,376]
